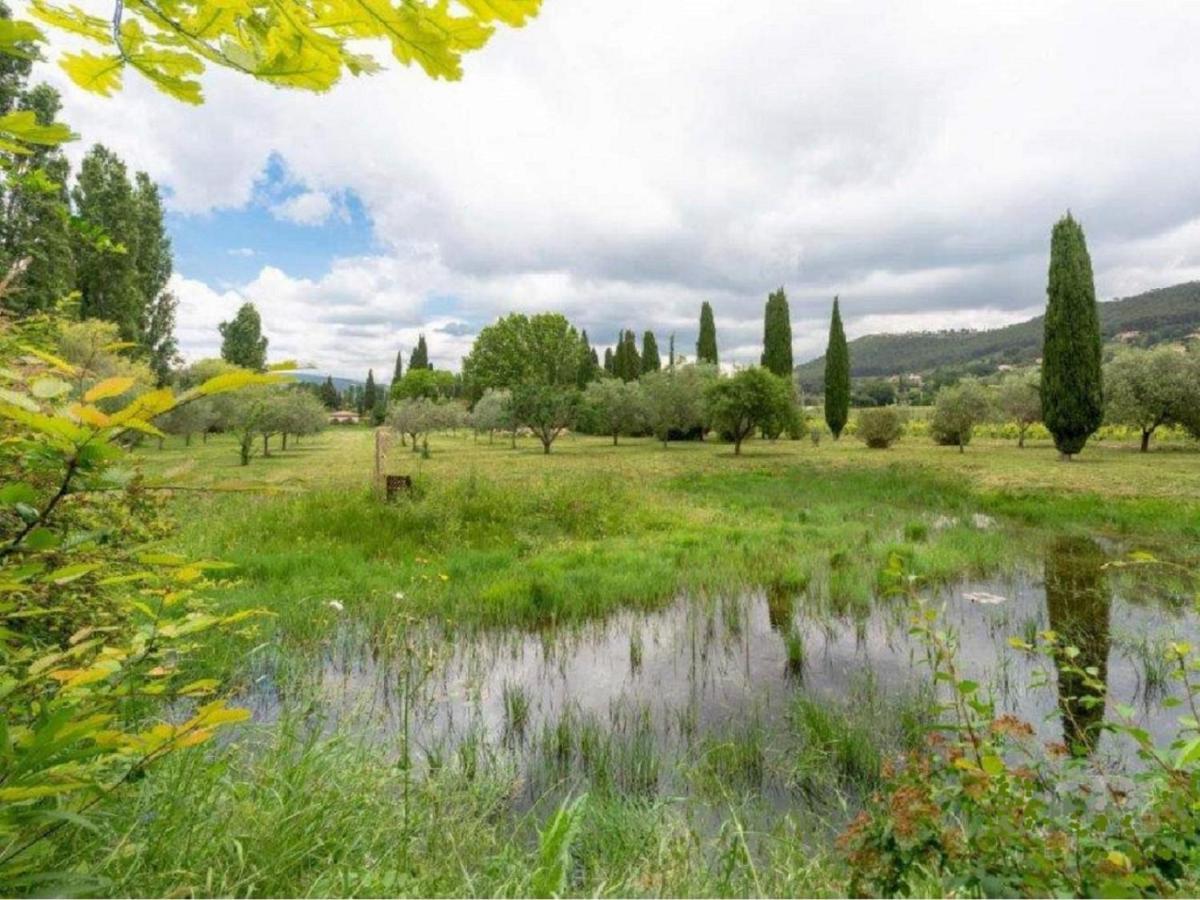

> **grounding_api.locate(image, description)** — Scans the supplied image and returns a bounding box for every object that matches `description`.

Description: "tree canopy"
[824,297,850,438]
[761,287,793,377]
[219,302,268,371]
[696,301,718,366]
[705,367,793,455]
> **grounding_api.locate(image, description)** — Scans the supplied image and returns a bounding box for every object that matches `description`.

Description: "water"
[250,537,1199,794]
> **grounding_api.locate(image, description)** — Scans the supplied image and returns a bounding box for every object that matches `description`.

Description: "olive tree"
[1105,347,1193,452]
[996,370,1042,448]
[641,364,715,447]
[470,388,515,446]
[582,379,644,445]
[704,368,793,455]
[931,380,992,453]
[510,384,578,454]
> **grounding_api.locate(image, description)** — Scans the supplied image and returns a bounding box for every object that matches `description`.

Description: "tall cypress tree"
[824,296,850,439]
[409,334,430,369]
[641,330,661,373]
[697,301,718,366]
[577,329,600,387]
[612,329,640,382]
[603,346,614,375]
[393,349,404,383]
[1042,213,1103,459]
[363,368,377,412]
[668,333,675,370]
[319,375,339,408]
[761,286,793,377]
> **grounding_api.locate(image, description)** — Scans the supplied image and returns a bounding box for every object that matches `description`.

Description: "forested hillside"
[795,281,1200,387]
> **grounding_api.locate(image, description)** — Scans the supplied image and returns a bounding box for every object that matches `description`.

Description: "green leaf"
[31,377,72,399]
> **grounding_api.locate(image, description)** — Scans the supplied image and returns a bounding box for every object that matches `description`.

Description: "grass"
[43,426,1200,895]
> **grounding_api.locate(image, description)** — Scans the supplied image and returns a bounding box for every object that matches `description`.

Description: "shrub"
[930,380,991,452]
[855,407,903,449]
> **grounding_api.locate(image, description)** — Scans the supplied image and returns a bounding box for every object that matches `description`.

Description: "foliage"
[855,406,903,449]
[510,383,578,454]
[392,348,404,384]
[996,369,1042,448]
[824,297,850,438]
[582,378,644,445]
[696,301,718,366]
[55,317,155,397]
[218,302,268,372]
[529,793,588,898]
[641,364,714,446]
[1105,346,1196,452]
[576,329,600,387]
[760,286,792,377]
[841,549,1200,898]
[611,328,640,382]
[704,367,793,455]
[640,330,661,374]
[387,397,463,453]
[0,312,279,889]
[463,312,586,401]
[469,388,515,444]
[409,333,430,371]
[25,0,542,104]
[930,379,991,452]
[390,366,456,402]
[1042,212,1104,457]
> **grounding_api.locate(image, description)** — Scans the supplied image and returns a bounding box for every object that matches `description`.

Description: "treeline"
[0,14,177,381]
[794,280,1200,387]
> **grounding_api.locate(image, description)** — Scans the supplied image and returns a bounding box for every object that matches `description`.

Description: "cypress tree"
[761,286,793,377]
[364,369,377,412]
[1042,212,1103,459]
[824,296,850,439]
[410,334,430,369]
[319,376,338,408]
[603,346,614,375]
[668,333,675,370]
[577,329,600,387]
[623,329,641,381]
[393,349,404,383]
[697,302,718,366]
[641,330,661,373]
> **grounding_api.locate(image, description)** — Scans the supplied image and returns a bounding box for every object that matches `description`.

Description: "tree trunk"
[203,431,208,444]
[734,437,743,455]
[1140,429,1151,453]
[185,433,193,447]
[958,440,965,454]
[262,434,270,457]
[411,435,420,452]
[282,433,288,450]
[1059,451,1073,462]
[158,436,165,450]
[511,430,517,449]
[612,432,618,446]
[542,439,551,455]
[1017,428,1025,449]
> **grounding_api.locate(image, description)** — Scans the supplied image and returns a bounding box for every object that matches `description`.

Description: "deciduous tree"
[996,370,1042,448]
[219,302,268,371]
[583,378,644,445]
[931,379,991,453]
[704,367,793,455]
[1105,347,1192,452]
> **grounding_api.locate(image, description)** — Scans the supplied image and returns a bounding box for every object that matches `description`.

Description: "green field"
[38,426,1200,896]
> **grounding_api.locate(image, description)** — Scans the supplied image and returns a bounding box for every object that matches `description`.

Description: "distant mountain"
[291,372,365,392]
[794,281,1200,387]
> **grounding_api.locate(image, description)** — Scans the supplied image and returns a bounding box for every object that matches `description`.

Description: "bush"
[930,380,991,452]
[855,407,903,448]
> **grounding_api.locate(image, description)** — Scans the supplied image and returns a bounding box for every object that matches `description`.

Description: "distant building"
[329,410,361,425]
[1115,330,1141,342]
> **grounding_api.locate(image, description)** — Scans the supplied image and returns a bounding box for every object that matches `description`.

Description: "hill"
[794,281,1200,387]
[292,372,365,392]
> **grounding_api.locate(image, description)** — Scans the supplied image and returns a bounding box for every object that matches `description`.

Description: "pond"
[249,536,1198,805]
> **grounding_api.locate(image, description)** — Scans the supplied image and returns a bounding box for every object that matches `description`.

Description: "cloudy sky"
[37,1,1200,378]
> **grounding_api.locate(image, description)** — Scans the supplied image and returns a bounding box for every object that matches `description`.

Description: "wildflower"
[394,591,406,600]
[328,600,344,612]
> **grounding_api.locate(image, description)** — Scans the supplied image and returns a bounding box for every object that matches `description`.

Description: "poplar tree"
[761,286,793,377]
[132,171,177,381]
[641,330,661,372]
[219,302,269,370]
[410,333,430,369]
[697,301,718,366]
[824,296,850,439]
[1042,212,1103,459]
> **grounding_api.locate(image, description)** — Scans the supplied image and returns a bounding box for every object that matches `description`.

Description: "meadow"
[37,425,1200,896]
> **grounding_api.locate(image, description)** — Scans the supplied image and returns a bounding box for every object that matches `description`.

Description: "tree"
[641,364,715,447]
[704,367,793,455]
[583,379,644,445]
[577,329,600,388]
[668,333,675,370]
[1105,347,1192,452]
[696,301,718,366]
[28,0,542,103]
[996,370,1042,448]
[641,331,661,373]
[1042,213,1103,459]
[931,380,991,453]
[56,318,156,399]
[510,383,578,454]
[132,171,176,381]
[392,348,404,384]
[609,329,640,382]
[363,368,378,413]
[603,346,614,375]
[760,287,793,377]
[219,302,268,371]
[462,312,586,399]
[157,395,215,447]
[409,333,430,370]
[855,407,903,449]
[318,375,339,409]
[470,388,515,446]
[824,297,850,438]
[390,367,455,401]
[71,144,142,341]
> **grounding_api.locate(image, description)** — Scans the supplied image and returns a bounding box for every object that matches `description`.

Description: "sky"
[35,1,1200,379]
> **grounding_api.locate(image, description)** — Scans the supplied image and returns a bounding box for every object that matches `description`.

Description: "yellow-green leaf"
[84,376,136,403]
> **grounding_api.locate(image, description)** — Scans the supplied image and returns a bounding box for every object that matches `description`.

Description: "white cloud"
[42,1,1200,373]
[227,247,257,257]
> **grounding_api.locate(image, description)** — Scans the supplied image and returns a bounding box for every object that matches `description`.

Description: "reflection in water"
[1044,536,1111,755]
[766,582,797,633]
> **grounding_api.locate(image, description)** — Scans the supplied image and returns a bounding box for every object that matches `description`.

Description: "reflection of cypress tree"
[1044,536,1111,755]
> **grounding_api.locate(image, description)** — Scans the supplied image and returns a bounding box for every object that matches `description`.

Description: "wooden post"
[374,427,392,492]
